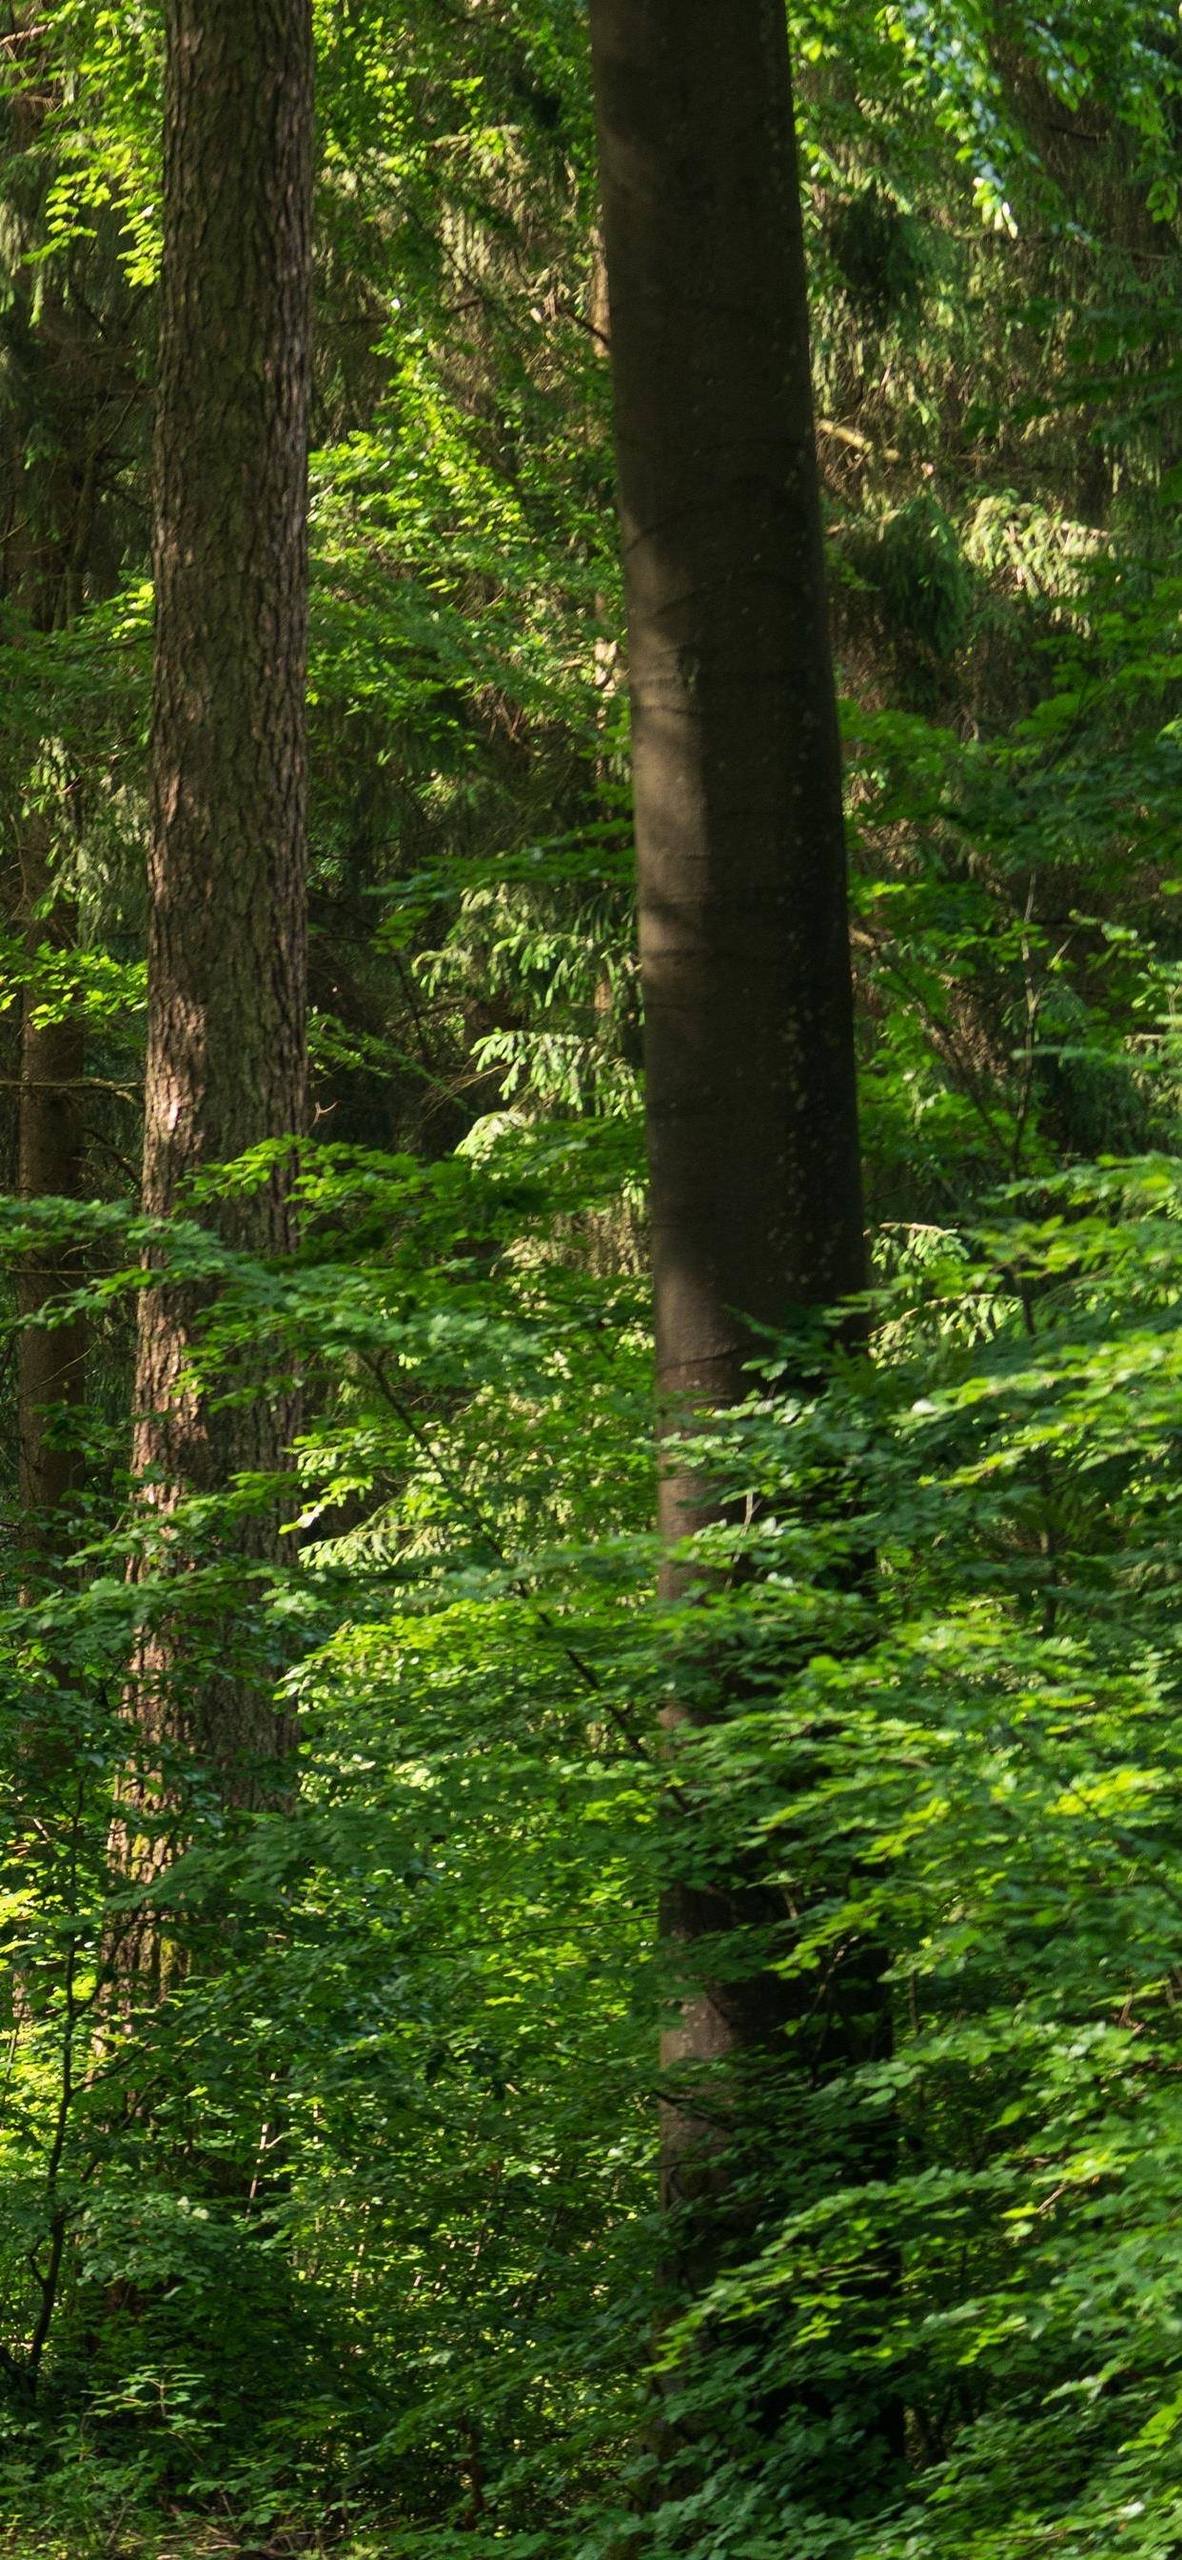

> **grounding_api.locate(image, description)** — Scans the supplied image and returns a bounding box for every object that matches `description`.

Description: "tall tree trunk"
[589,0,884,2357]
[123,0,313,1848]
[16,831,86,1537]
[5,251,101,1551]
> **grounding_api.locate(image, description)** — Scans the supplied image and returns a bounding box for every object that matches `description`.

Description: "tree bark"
[589,0,880,2324]
[3,233,102,1549]
[16,832,86,1535]
[123,0,313,1834]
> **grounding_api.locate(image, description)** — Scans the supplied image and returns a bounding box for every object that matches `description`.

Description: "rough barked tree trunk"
[4,237,107,1548]
[589,0,886,2345]
[122,0,313,1857]
[16,830,86,1536]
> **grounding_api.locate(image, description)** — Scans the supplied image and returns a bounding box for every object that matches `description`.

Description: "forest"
[0,1,1179,2555]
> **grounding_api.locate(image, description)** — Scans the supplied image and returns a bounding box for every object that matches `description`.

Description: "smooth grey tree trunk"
[589,0,888,2411]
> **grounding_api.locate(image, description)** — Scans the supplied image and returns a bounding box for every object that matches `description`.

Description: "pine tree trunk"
[16,837,86,1540]
[5,246,97,1549]
[589,0,882,2322]
[123,0,312,1844]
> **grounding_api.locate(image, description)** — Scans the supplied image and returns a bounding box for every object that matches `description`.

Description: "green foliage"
[845,495,976,681]
[826,185,932,327]
[0,1,1179,2555]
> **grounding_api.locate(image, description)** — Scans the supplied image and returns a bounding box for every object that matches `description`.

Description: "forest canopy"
[0,4,1178,2558]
